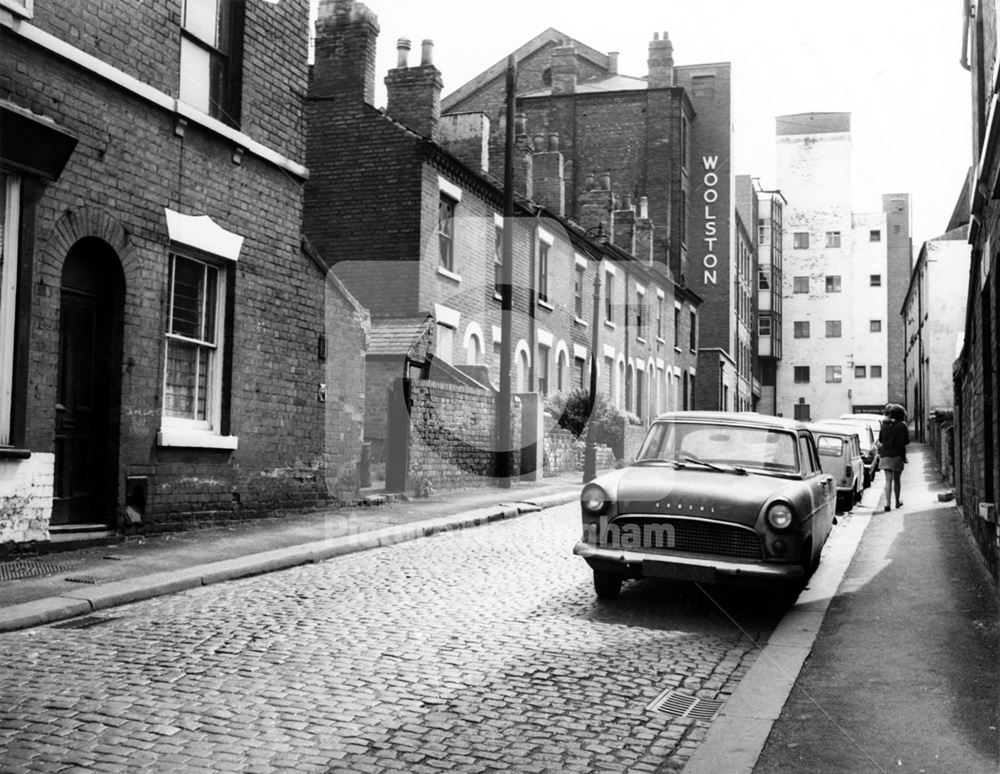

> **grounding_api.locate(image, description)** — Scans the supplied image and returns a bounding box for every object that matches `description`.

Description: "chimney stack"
[607,51,619,75]
[385,36,444,141]
[439,112,491,173]
[648,31,674,88]
[551,43,577,95]
[311,0,381,108]
[532,133,566,216]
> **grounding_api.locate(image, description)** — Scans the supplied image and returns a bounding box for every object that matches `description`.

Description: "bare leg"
[894,470,902,507]
[883,469,893,511]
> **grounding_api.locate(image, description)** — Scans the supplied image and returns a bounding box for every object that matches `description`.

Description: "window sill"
[574,317,589,327]
[0,446,31,460]
[604,320,616,331]
[674,346,682,354]
[537,299,554,312]
[636,336,647,345]
[157,429,239,450]
[656,337,665,344]
[437,266,462,283]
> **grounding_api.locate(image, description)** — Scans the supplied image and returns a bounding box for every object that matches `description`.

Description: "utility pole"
[497,54,516,488]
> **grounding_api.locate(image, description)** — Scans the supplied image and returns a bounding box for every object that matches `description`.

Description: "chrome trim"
[573,541,803,579]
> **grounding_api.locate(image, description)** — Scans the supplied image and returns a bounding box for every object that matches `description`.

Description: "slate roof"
[368,316,432,356]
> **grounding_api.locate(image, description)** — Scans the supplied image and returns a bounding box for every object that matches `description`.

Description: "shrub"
[546,387,625,458]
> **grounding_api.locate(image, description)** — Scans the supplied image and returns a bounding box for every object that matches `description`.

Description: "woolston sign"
[701,155,721,286]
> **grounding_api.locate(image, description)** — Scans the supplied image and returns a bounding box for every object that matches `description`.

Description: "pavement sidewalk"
[685,443,1000,774]
[0,471,584,632]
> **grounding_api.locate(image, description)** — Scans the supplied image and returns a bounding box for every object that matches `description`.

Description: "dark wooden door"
[52,241,122,527]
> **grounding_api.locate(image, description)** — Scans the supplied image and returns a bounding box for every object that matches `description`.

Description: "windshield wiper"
[633,457,683,467]
[682,454,748,476]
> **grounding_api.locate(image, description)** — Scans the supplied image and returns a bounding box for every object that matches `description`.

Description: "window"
[825,231,841,248]
[691,75,715,98]
[180,0,244,126]
[494,222,503,298]
[794,321,810,338]
[164,254,225,430]
[825,320,842,338]
[605,272,614,323]
[0,172,21,445]
[793,232,809,249]
[870,230,881,242]
[758,224,768,245]
[870,274,882,287]
[689,310,697,351]
[680,189,687,244]
[793,276,809,293]
[556,350,567,392]
[656,295,664,340]
[537,345,549,395]
[0,0,33,18]
[674,305,681,348]
[825,365,842,383]
[576,356,587,389]
[574,264,585,318]
[438,194,456,271]
[794,366,810,383]
[636,289,646,340]
[759,316,772,337]
[635,367,644,419]
[825,275,842,293]
[758,269,770,290]
[793,403,810,421]
[870,319,882,333]
[855,366,867,378]
[537,240,550,304]
[871,365,883,378]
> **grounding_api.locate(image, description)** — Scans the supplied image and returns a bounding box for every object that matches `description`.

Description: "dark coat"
[879,419,909,458]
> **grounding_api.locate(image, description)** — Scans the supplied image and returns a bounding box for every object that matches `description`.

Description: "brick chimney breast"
[385,37,444,141]
[311,0,381,107]
[648,31,674,88]
[551,43,577,95]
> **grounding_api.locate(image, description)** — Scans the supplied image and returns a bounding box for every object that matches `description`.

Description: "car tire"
[593,570,622,599]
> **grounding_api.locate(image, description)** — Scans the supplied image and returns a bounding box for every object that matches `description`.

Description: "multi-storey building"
[753,184,787,415]
[304,1,701,474]
[0,0,367,547]
[774,112,909,421]
[956,0,1000,581]
[902,225,970,442]
[440,30,753,412]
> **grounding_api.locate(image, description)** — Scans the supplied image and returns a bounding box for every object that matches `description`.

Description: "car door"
[799,433,835,543]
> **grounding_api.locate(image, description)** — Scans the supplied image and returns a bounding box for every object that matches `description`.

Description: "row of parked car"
[573,410,886,600]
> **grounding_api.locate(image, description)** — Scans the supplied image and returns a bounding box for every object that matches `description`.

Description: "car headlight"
[766,503,794,531]
[581,484,609,515]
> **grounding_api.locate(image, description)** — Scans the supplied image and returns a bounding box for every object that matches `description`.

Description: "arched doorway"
[52,238,125,528]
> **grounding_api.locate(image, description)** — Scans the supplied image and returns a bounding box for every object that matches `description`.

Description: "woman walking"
[878,404,909,511]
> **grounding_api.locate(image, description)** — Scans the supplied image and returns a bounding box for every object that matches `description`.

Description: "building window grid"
[180,0,241,125]
[870,274,882,287]
[825,365,842,383]
[794,321,810,339]
[636,290,645,340]
[0,172,20,445]
[793,232,809,249]
[793,276,809,293]
[825,231,841,248]
[825,275,842,293]
[537,241,550,304]
[825,320,842,338]
[493,224,503,297]
[605,272,614,323]
[438,194,456,271]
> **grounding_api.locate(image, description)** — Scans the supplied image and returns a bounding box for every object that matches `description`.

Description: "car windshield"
[636,421,799,473]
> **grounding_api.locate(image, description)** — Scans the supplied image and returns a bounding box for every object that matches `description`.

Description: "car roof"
[820,418,875,434]
[840,413,884,422]
[651,411,807,432]
[806,423,860,438]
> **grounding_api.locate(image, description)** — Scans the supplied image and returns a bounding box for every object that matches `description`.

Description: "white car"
[807,423,864,512]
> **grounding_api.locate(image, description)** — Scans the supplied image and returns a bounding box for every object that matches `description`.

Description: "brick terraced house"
[441,29,757,413]
[304,0,701,484]
[0,0,368,548]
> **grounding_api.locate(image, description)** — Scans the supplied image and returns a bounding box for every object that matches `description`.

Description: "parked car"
[573,411,837,599]
[822,418,880,486]
[807,423,864,512]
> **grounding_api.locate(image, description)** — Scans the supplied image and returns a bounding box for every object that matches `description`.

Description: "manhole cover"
[646,689,725,721]
[51,615,120,630]
[0,560,77,581]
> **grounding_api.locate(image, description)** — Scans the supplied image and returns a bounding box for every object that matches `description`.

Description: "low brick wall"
[542,426,615,475]
[406,380,522,493]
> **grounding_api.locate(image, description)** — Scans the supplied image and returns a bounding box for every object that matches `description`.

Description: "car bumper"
[572,541,804,584]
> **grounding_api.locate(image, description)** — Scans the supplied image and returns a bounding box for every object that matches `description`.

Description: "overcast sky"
[310,0,972,250]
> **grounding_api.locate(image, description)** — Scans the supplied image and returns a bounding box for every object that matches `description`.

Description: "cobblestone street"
[0,504,780,773]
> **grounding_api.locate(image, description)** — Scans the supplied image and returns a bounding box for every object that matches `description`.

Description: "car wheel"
[593,570,622,599]
[854,485,862,503]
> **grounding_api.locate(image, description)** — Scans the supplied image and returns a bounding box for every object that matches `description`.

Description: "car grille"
[605,517,763,561]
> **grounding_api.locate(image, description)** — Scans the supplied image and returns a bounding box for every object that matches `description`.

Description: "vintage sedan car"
[822,418,880,487]
[574,412,837,599]
[806,423,864,512]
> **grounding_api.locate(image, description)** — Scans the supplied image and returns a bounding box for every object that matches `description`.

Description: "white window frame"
[0,171,21,446]
[158,209,242,449]
[0,0,33,19]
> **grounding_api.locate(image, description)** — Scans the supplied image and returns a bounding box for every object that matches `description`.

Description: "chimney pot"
[639,196,649,219]
[515,112,528,138]
[549,133,559,152]
[421,39,434,65]
[396,37,410,68]
[607,51,619,75]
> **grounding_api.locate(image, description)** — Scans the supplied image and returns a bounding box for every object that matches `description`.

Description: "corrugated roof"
[368,317,431,356]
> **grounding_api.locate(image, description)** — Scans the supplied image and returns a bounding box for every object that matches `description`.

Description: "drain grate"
[646,689,725,721]
[0,560,77,582]
[63,575,108,584]
[51,615,120,630]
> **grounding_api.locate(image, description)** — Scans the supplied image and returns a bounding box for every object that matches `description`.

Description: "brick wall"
[0,454,55,545]
[1,0,366,539]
